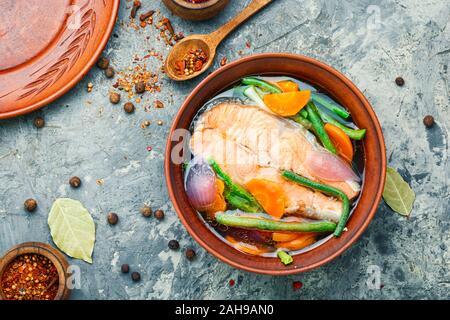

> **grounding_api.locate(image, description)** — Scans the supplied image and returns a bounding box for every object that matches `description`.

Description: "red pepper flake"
[1,254,59,300]
[292,281,303,291]
[246,41,251,49]
[229,279,235,287]
[146,146,153,152]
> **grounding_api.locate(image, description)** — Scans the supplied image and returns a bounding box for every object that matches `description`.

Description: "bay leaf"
[48,198,96,263]
[382,167,415,216]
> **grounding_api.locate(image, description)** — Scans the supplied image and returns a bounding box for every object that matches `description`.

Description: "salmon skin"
[190,101,361,222]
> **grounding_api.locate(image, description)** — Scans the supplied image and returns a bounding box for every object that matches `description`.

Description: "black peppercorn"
[395,77,405,87]
[423,115,435,128]
[185,248,196,261]
[24,199,37,212]
[121,264,130,274]
[168,240,180,250]
[97,57,110,69]
[135,81,146,94]
[33,117,45,129]
[124,102,135,114]
[110,92,121,104]
[131,272,141,282]
[140,206,152,217]
[107,212,119,225]
[154,209,164,220]
[69,176,82,188]
[105,67,115,78]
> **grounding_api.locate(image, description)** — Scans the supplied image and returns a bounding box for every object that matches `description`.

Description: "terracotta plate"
[0,0,119,119]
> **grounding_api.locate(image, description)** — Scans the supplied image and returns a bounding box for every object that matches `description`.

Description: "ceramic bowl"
[0,242,71,300]
[165,53,386,275]
[162,0,230,21]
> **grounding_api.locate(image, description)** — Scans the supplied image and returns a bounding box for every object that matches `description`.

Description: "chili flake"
[175,49,208,76]
[1,254,59,300]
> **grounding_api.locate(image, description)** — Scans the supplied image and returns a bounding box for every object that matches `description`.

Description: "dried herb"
[383,167,415,216]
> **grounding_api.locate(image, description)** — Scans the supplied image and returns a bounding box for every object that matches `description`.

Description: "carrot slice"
[245,179,285,219]
[275,233,317,251]
[324,123,354,162]
[225,236,269,255]
[272,232,300,242]
[263,91,311,117]
[277,80,299,92]
[205,179,227,217]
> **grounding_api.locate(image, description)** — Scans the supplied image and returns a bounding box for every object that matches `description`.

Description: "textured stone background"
[0,0,449,300]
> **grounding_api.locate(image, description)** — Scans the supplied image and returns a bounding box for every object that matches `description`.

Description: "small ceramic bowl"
[165,53,386,275]
[162,0,230,21]
[0,242,71,300]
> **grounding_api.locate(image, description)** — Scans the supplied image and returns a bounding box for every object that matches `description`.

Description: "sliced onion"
[184,157,217,211]
[304,151,360,182]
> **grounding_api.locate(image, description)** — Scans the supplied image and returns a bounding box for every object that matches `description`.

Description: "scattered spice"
[423,115,435,128]
[115,64,160,99]
[220,57,227,66]
[121,264,130,274]
[110,92,121,104]
[135,81,146,94]
[1,254,59,300]
[157,120,163,126]
[130,0,141,19]
[395,77,405,87]
[154,209,165,220]
[146,146,153,152]
[144,120,151,127]
[24,199,37,212]
[105,67,115,79]
[292,281,303,291]
[87,82,94,92]
[107,212,119,225]
[229,279,235,287]
[175,49,208,76]
[140,206,152,218]
[33,117,45,129]
[154,100,164,108]
[69,176,82,188]
[185,248,196,261]
[168,240,180,250]
[140,10,155,22]
[123,102,135,114]
[97,57,110,70]
[131,272,141,282]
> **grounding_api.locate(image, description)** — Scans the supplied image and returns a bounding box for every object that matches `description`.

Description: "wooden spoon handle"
[208,0,272,48]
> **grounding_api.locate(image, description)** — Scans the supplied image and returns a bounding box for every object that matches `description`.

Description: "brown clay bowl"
[162,0,230,21]
[165,53,386,275]
[0,242,71,300]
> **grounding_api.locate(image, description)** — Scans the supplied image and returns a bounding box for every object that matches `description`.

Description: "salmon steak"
[190,102,361,223]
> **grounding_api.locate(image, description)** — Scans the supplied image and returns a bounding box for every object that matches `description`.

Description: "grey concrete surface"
[0,0,449,300]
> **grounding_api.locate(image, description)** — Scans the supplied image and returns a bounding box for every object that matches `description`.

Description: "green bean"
[290,114,313,130]
[208,159,262,213]
[305,102,337,154]
[215,212,337,233]
[277,251,293,265]
[318,110,367,140]
[299,109,308,118]
[241,77,283,94]
[281,171,350,237]
[312,93,350,119]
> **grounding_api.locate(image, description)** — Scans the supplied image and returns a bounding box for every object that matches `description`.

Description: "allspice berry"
[24,199,37,212]
[107,212,119,225]
[423,115,435,128]
[135,81,146,94]
[154,209,164,220]
[69,176,82,188]
[105,67,115,78]
[123,102,135,114]
[97,56,110,69]
[185,248,196,261]
[131,272,141,282]
[140,206,152,217]
[168,240,180,250]
[110,92,121,104]
[395,77,405,87]
[33,117,45,129]
[121,264,130,274]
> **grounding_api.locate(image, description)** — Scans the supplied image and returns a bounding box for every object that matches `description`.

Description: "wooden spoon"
[165,0,272,81]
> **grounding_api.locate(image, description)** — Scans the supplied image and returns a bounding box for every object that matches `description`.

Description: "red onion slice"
[304,151,360,182]
[184,157,218,211]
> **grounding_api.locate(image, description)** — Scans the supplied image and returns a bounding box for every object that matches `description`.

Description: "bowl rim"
[172,0,222,10]
[0,242,71,300]
[165,53,386,275]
